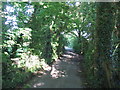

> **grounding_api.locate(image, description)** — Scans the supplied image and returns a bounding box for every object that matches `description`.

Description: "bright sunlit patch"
[6,5,14,12]
[41,60,51,71]
[5,15,17,25]
[33,82,44,87]
[43,6,47,8]
[75,2,80,6]
[62,54,73,59]
[26,5,34,15]
[50,65,67,79]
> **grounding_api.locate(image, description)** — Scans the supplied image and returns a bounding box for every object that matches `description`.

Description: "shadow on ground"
[23,50,86,88]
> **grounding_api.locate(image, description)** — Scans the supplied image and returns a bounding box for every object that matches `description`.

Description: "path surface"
[24,51,85,88]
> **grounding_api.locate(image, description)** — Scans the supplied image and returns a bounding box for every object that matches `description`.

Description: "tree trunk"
[115,2,120,87]
[45,28,53,64]
[116,2,120,69]
[95,2,114,88]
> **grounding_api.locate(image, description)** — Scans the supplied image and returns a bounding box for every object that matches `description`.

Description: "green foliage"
[72,37,88,54]
[2,2,120,88]
[2,53,32,88]
[2,2,68,88]
[2,27,42,88]
[28,2,69,64]
[72,38,81,53]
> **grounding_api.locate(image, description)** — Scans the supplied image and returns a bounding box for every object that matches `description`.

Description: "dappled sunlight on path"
[24,51,85,88]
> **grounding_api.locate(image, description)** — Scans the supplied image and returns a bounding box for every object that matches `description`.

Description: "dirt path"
[24,51,85,88]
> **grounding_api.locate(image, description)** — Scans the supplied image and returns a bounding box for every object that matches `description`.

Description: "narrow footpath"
[23,50,86,88]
